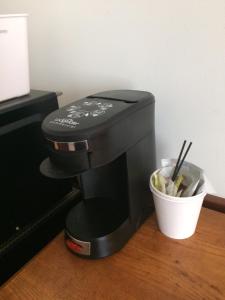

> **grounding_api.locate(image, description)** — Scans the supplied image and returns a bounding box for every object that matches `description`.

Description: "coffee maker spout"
[40,139,90,179]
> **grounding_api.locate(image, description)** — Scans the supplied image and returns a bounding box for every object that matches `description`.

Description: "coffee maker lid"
[41,90,155,170]
[90,90,153,103]
[42,90,154,141]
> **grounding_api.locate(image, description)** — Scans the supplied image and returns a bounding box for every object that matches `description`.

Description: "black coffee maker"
[40,90,156,258]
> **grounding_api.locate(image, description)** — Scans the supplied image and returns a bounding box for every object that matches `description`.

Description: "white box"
[0,14,30,102]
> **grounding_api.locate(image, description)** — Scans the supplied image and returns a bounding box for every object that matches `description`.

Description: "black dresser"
[0,91,79,284]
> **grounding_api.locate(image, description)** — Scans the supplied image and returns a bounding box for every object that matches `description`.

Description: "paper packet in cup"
[162,159,202,197]
[153,159,205,197]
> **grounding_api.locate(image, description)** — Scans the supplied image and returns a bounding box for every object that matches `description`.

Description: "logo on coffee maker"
[50,118,79,128]
[66,101,113,119]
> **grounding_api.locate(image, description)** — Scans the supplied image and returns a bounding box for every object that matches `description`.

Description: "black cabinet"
[0,91,78,284]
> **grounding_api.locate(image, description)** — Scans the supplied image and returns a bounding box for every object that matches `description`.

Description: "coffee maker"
[40,90,156,258]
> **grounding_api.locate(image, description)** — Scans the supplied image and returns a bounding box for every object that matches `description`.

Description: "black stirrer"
[173,141,192,181]
[172,140,186,181]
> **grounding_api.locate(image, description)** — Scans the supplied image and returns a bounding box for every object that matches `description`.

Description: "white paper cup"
[149,169,206,239]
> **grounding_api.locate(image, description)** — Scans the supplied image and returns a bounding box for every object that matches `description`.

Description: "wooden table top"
[0,207,225,300]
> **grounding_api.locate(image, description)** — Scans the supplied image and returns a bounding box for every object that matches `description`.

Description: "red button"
[66,239,82,253]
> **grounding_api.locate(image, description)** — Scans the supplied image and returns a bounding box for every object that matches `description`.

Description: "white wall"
[1,1,225,196]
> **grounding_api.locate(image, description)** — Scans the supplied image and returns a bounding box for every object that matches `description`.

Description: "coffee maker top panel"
[90,90,154,103]
[42,90,154,142]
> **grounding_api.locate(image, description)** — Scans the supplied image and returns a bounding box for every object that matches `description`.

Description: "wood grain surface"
[0,207,225,300]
